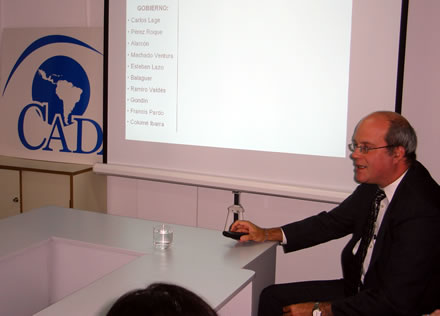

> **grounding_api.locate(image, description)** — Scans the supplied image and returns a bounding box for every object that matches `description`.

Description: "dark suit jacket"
[281,161,440,315]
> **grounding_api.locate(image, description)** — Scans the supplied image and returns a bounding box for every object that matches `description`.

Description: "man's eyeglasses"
[348,143,395,154]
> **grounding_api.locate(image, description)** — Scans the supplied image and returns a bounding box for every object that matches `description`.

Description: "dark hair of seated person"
[107,282,218,316]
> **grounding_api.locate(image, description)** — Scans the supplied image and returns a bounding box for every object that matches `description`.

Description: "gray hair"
[375,111,417,164]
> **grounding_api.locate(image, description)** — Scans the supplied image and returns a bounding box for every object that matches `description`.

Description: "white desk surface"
[0,206,276,315]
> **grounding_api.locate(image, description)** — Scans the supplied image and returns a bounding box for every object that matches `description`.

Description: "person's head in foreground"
[107,282,218,316]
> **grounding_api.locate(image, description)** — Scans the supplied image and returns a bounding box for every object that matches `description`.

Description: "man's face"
[350,115,397,187]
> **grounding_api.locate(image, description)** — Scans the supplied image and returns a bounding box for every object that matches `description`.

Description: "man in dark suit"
[231,111,440,316]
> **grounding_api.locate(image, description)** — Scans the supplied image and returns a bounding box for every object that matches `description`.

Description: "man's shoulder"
[350,183,377,197]
[395,161,440,212]
[403,161,440,191]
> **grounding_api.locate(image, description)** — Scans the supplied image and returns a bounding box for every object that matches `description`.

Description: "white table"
[0,206,276,316]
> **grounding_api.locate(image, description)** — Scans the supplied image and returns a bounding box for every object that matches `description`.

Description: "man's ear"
[393,146,406,161]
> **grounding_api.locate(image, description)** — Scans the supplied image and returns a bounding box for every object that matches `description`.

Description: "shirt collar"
[380,170,408,203]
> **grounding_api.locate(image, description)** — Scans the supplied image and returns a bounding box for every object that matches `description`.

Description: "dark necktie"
[357,188,386,289]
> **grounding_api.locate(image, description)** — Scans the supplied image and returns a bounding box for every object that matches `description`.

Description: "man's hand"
[282,302,332,316]
[230,220,283,242]
[230,220,266,242]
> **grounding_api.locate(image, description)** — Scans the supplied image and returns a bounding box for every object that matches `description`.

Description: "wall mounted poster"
[0,27,103,164]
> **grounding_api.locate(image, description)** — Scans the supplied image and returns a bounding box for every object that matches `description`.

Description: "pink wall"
[0,0,103,79]
[402,0,440,184]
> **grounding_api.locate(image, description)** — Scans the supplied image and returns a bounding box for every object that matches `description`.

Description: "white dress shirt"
[360,171,407,281]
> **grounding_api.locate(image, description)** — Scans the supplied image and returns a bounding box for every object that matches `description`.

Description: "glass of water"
[153,224,173,250]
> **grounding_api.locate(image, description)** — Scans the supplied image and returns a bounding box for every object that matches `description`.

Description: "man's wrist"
[262,229,269,241]
[312,302,321,316]
[262,228,282,242]
[319,302,333,316]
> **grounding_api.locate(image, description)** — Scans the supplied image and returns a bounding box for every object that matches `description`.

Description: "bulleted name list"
[126,1,178,140]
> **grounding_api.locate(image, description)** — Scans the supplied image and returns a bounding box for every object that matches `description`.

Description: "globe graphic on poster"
[31,55,90,126]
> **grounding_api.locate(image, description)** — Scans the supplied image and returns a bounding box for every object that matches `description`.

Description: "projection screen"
[97,0,405,202]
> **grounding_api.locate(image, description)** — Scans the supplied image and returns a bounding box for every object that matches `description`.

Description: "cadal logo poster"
[0,28,103,164]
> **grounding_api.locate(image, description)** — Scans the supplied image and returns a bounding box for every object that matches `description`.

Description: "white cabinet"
[0,156,106,218]
[0,169,20,219]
